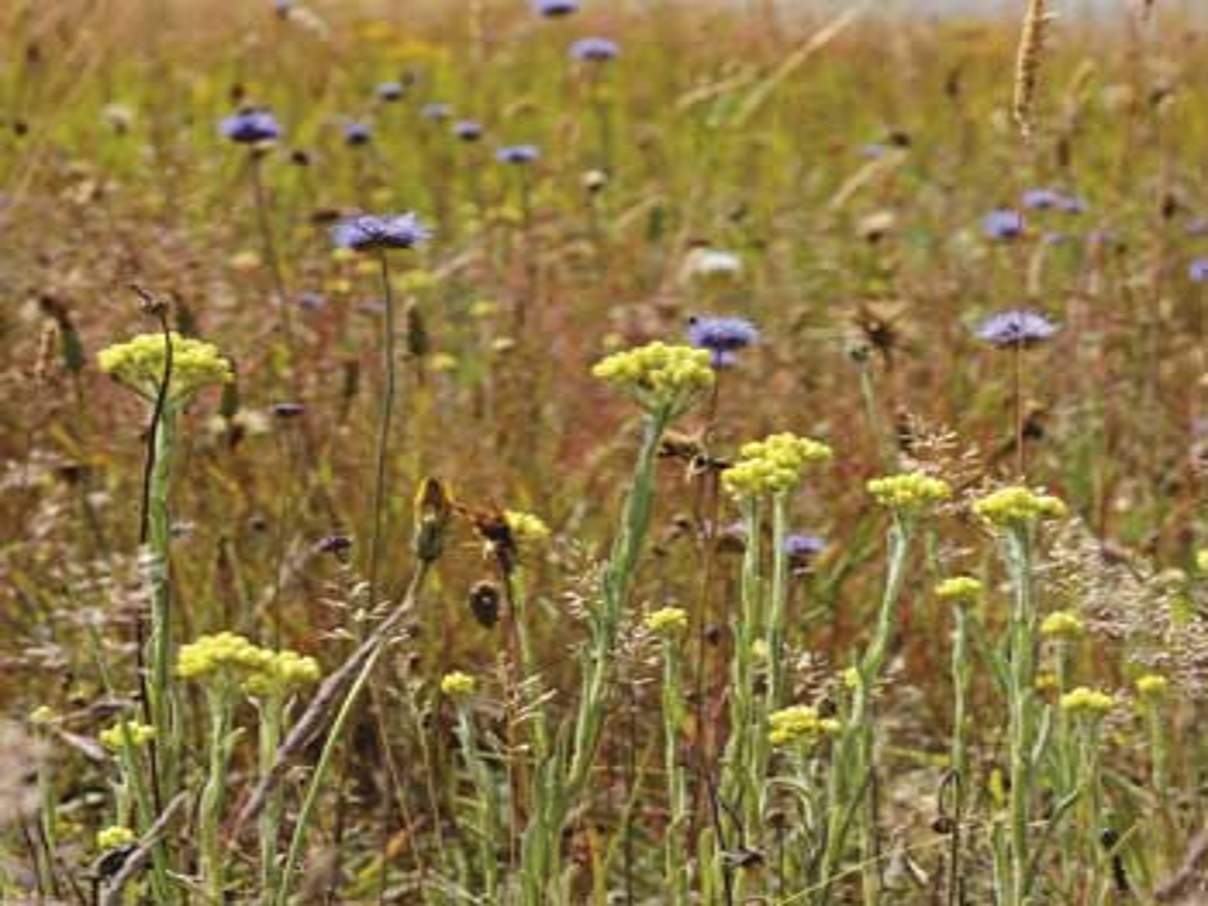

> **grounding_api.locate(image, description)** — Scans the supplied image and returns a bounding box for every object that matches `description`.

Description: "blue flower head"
[570,37,620,62]
[496,144,540,164]
[331,213,431,252]
[975,309,1059,348]
[535,0,578,16]
[686,316,759,368]
[376,81,404,102]
[220,108,282,144]
[344,122,372,146]
[784,534,826,563]
[421,103,450,121]
[1021,188,1063,211]
[1190,258,1208,283]
[453,120,483,142]
[982,208,1024,241]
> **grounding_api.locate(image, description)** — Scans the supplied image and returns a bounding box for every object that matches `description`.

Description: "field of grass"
[1,0,1206,903]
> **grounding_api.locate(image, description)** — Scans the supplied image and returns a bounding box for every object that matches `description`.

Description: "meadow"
[0,0,1206,903]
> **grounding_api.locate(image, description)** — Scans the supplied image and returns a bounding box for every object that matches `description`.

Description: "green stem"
[367,251,397,610]
[199,688,234,904]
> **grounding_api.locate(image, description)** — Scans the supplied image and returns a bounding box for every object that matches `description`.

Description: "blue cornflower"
[686,315,759,367]
[1058,194,1087,214]
[1021,188,1063,211]
[220,108,281,144]
[376,81,404,102]
[496,144,540,164]
[784,534,826,564]
[421,103,450,121]
[535,0,578,16]
[975,309,1059,348]
[1189,258,1208,283]
[453,120,483,142]
[331,213,431,251]
[344,122,372,146]
[982,208,1025,241]
[570,37,620,62]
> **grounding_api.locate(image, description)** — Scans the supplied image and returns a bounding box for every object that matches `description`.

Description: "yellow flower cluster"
[1059,686,1114,716]
[177,633,319,697]
[1197,549,1208,573]
[96,825,137,851]
[972,487,1067,528]
[1135,674,1169,700]
[440,671,477,698]
[934,576,982,603]
[99,720,156,752]
[1040,611,1084,640]
[644,607,689,636]
[767,705,839,748]
[591,342,714,415]
[505,510,551,544]
[721,433,833,498]
[98,332,233,403]
[866,472,952,511]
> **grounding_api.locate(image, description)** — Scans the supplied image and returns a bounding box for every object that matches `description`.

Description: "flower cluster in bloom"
[570,37,620,62]
[505,510,551,544]
[496,144,540,164]
[866,472,952,512]
[96,825,137,851]
[1135,674,1169,700]
[722,433,833,498]
[591,342,714,416]
[440,671,477,698]
[1040,610,1084,640]
[767,705,839,748]
[1059,686,1114,716]
[982,208,1024,240]
[177,632,319,697]
[934,576,982,603]
[972,487,1067,528]
[330,213,431,251]
[100,720,156,752]
[644,607,689,636]
[975,309,1059,348]
[686,316,759,368]
[219,107,281,144]
[98,332,233,403]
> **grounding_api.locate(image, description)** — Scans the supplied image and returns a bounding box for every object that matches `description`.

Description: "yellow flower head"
[644,607,689,636]
[721,433,833,498]
[1196,549,1208,574]
[505,510,551,545]
[99,720,156,752]
[440,671,477,698]
[176,632,273,684]
[1135,674,1169,701]
[751,639,770,663]
[866,472,952,513]
[1060,686,1114,717]
[1040,611,1084,640]
[242,650,322,698]
[591,342,714,417]
[935,576,982,604]
[96,825,137,851]
[767,705,836,748]
[28,706,57,726]
[972,487,1067,529]
[98,332,233,403]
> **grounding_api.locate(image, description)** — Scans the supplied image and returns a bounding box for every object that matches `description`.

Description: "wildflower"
[535,0,578,16]
[591,342,715,417]
[751,639,770,663]
[440,671,477,698]
[1060,686,1114,717]
[99,720,156,751]
[767,705,834,748]
[1189,259,1208,283]
[843,667,860,690]
[1135,673,1169,700]
[1197,549,1208,573]
[219,107,281,144]
[722,433,833,498]
[28,706,56,726]
[866,472,952,512]
[678,247,743,285]
[344,122,372,146]
[242,649,321,697]
[686,316,759,368]
[96,826,137,851]
[1034,672,1058,693]
[98,332,233,403]
[453,119,483,142]
[496,144,540,164]
[330,213,431,251]
[785,533,826,566]
[975,308,1059,348]
[582,169,608,192]
[176,632,273,683]
[570,37,620,62]
[1058,194,1088,214]
[102,103,134,133]
[645,607,689,636]
[972,486,1067,528]
[505,510,551,544]
[1022,188,1063,211]
[421,102,450,121]
[1040,610,1084,639]
[376,81,404,102]
[935,576,982,604]
[317,533,353,555]
[982,208,1024,240]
